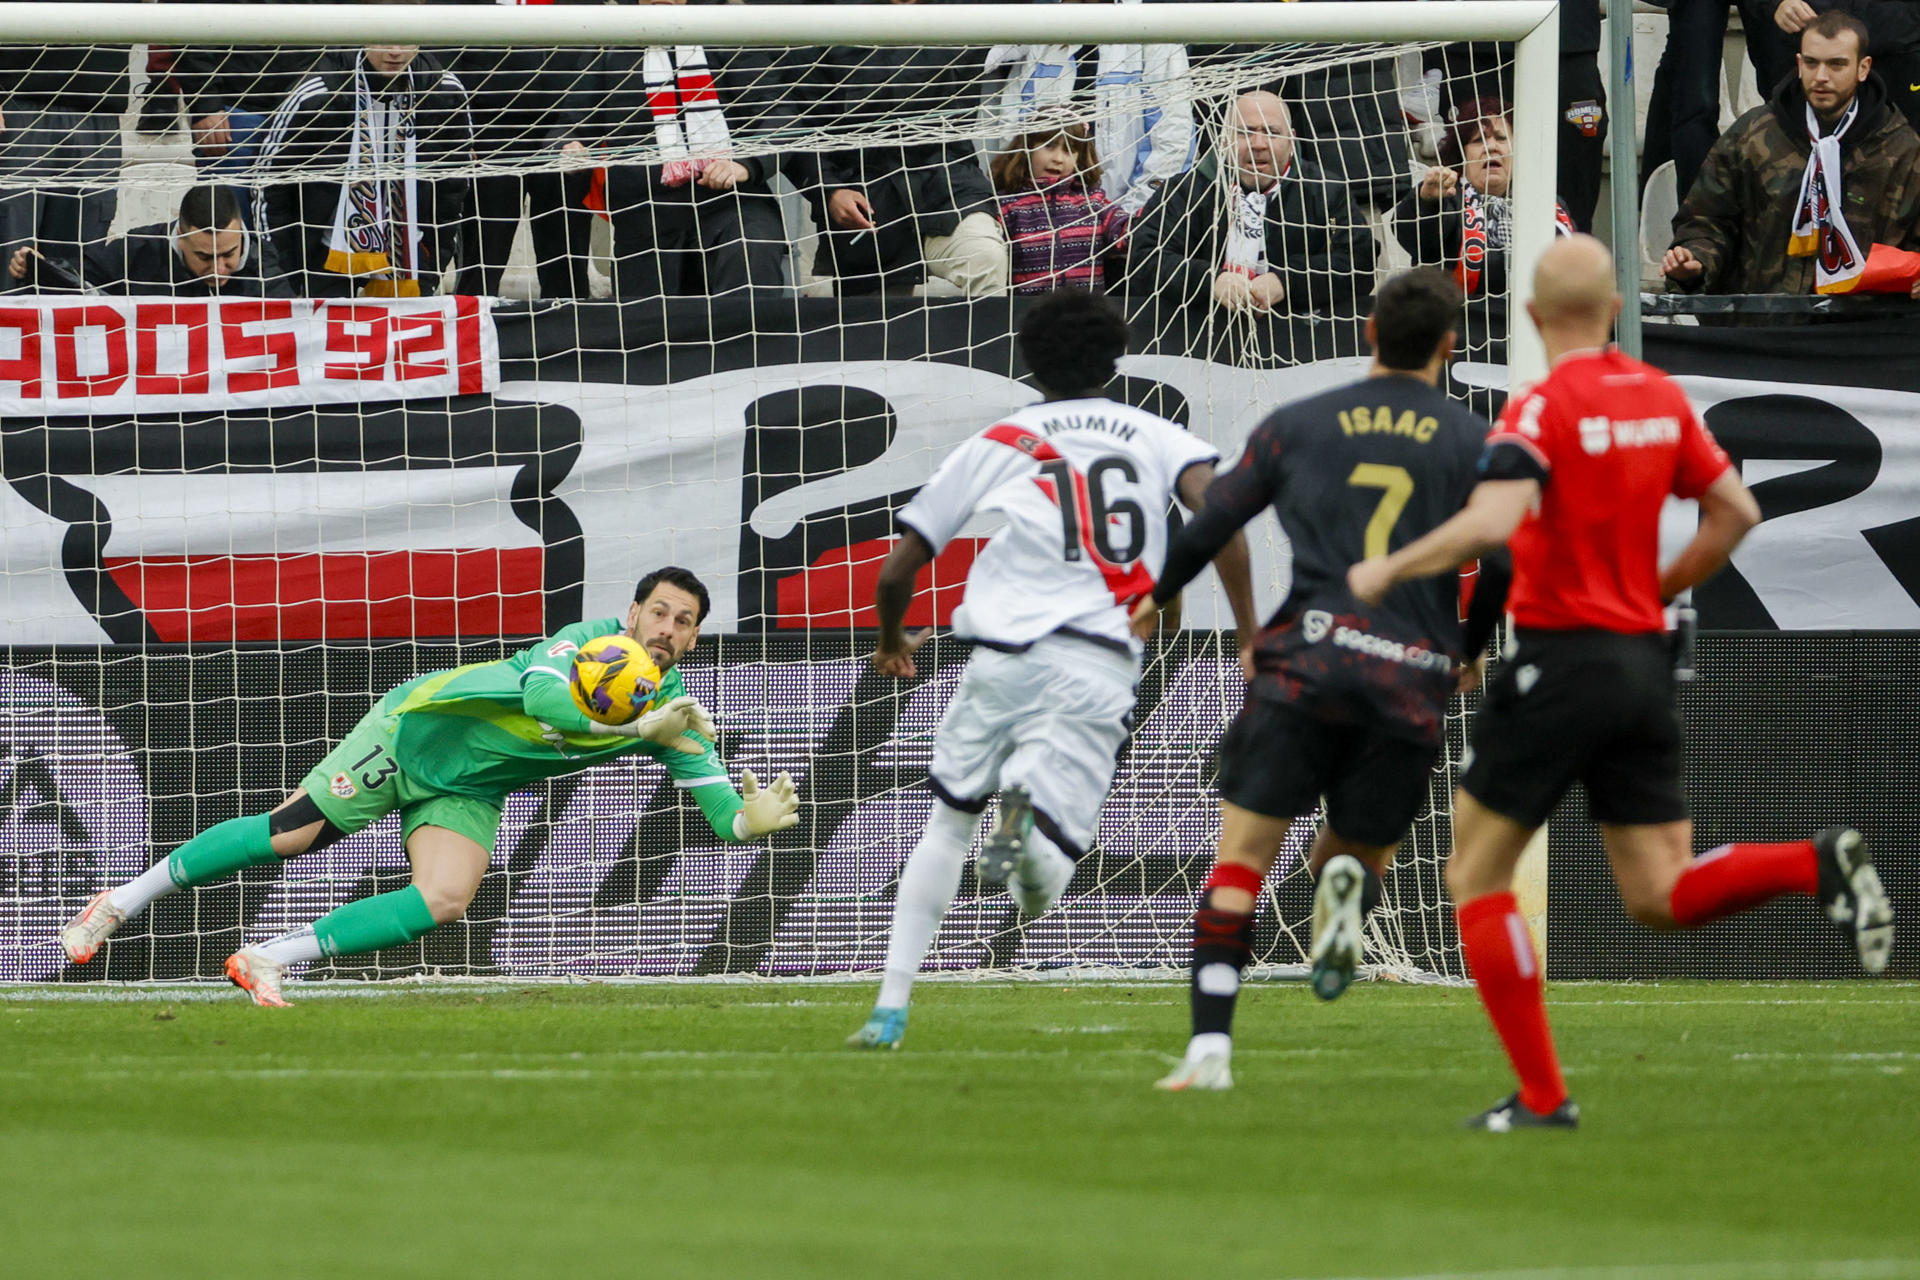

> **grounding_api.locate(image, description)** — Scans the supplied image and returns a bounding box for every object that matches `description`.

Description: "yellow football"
[568,634,663,726]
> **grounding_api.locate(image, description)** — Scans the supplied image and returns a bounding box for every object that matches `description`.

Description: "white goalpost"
[0,3,1557,986]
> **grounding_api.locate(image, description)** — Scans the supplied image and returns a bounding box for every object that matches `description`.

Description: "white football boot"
[60,889,128,964]
[1154,1047,1234,1092]
[1309,855,1367,1001]
[224,946,291,1008]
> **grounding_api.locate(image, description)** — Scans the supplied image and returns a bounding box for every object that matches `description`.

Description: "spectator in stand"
[1664,11,1920,297]
[254,40,475,298]
[449,23,601,299]
[563,0,795,301]
[1554,0,1608,231]
[1777,0,1920,129]
[787,2,1009,297]
[0,36,128,277]
[1391,98,1577,299]
[169,44,332,179]
[1125,91,1375,318]
[992,117,1129,294]
[1420,1,1610,230]
[1644,0,1804,203]
[6,184,289,297]
[984,0,1196,219]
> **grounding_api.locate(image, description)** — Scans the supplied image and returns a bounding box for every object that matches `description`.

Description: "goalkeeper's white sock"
[108,859,180,916]
[254,923,325,967]
[876,801,981,1009]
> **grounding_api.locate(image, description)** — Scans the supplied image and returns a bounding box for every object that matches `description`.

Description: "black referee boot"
[1463,1093,1580,1132]
[1814,827,1894,975]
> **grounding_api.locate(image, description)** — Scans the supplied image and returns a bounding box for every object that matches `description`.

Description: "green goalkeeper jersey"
[377,618,745,840]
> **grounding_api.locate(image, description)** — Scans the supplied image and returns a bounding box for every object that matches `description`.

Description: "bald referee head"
[1526,234,1624,356]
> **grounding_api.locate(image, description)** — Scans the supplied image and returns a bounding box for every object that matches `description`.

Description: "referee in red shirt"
[1350,236,1894,1131]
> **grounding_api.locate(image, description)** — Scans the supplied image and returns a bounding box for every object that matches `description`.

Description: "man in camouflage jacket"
[1664,14,1920,295]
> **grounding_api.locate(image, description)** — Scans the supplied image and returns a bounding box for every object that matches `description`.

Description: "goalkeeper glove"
[588,695,715,754]
[732,769,799,840]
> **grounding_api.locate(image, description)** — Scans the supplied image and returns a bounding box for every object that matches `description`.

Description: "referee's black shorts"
[1460,629,1687,829]
[1217,696,1439,847]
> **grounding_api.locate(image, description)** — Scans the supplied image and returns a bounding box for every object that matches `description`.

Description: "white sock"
[1186,1032,1232,1061]
[1010,829,1076,917]
[876,802,981,1009]
[254,924,325,966]
[108,858,180,916]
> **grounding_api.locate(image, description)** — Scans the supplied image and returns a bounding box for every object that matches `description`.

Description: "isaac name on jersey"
[896,398,1219,655]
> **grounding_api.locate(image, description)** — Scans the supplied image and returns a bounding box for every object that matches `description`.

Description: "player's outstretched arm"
[591,696,717,752]
[871,528,937,679]
[521,672,715,754]
[735,769,800,839]
[1349,478,1538,606]
[1147,461,1261,671]
[1133,455,1272,643]
[1658,468,1760,603]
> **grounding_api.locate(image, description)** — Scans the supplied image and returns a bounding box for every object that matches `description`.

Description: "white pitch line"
[1313,1259,1920,1280]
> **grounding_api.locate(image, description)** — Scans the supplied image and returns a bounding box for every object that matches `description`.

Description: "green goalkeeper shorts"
[300,705,504,851]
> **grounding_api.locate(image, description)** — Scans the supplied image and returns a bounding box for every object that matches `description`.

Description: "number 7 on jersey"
[1348,463,1415,559]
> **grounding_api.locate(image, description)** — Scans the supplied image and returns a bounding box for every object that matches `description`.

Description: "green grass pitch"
[4,980,1917,1280]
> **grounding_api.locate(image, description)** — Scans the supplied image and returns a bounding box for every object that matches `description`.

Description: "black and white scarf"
[1788,98,1865,294]
[324,58,422,297]
[1222,166,1287,276]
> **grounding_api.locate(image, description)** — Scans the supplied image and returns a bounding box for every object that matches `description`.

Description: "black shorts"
[1460,629,1686,829]
[1217,696,1440,847]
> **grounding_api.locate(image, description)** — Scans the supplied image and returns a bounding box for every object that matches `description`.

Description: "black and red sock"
[1190,862,1262,1038]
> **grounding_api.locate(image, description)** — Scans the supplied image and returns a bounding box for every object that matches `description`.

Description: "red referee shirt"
[1482,348,1733,635]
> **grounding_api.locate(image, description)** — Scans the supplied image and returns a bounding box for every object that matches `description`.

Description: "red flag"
[1835,242,1920,294]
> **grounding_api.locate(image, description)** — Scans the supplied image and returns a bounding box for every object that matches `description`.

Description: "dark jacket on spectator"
[1810,0,1920,131]
[785,31,997,245]
[55,221,290,297]
[254,50,474,297]
[0,34,130,117]
[171,47,332,122]
[1669,74,1920,294]
[448,43,597,163]
[1389,183,1576,298]
[1123,151,1376,316]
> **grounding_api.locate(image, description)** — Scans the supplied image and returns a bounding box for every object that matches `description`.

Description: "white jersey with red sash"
[896,396,1218,655]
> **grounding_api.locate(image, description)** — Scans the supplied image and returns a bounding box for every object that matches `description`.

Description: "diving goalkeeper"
[60,567,800,1005]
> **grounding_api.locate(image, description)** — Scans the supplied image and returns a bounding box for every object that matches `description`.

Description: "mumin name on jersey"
[1337,405,1440,443]
[1039,413,1139,442]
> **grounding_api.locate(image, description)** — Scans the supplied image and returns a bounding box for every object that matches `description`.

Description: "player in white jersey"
[849,291,1258,1049]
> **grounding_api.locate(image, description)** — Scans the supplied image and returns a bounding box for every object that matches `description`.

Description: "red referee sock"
[1668,841,1819,927]
[1457,891,1566,1115]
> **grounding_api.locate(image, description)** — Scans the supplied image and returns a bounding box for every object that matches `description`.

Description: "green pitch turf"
[4,981,1917,1280]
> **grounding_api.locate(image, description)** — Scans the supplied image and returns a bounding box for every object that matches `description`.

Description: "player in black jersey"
[1131,268,1509,1091]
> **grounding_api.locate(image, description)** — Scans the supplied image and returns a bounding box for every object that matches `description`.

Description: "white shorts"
[928,635,1140,857]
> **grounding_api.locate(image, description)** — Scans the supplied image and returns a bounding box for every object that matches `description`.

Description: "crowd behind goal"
[8,0,1916,311]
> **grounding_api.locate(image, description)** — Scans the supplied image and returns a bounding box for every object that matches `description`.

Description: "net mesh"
[0,22,1521,985]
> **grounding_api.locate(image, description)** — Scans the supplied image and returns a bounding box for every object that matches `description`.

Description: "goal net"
[0,3,1554,986]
